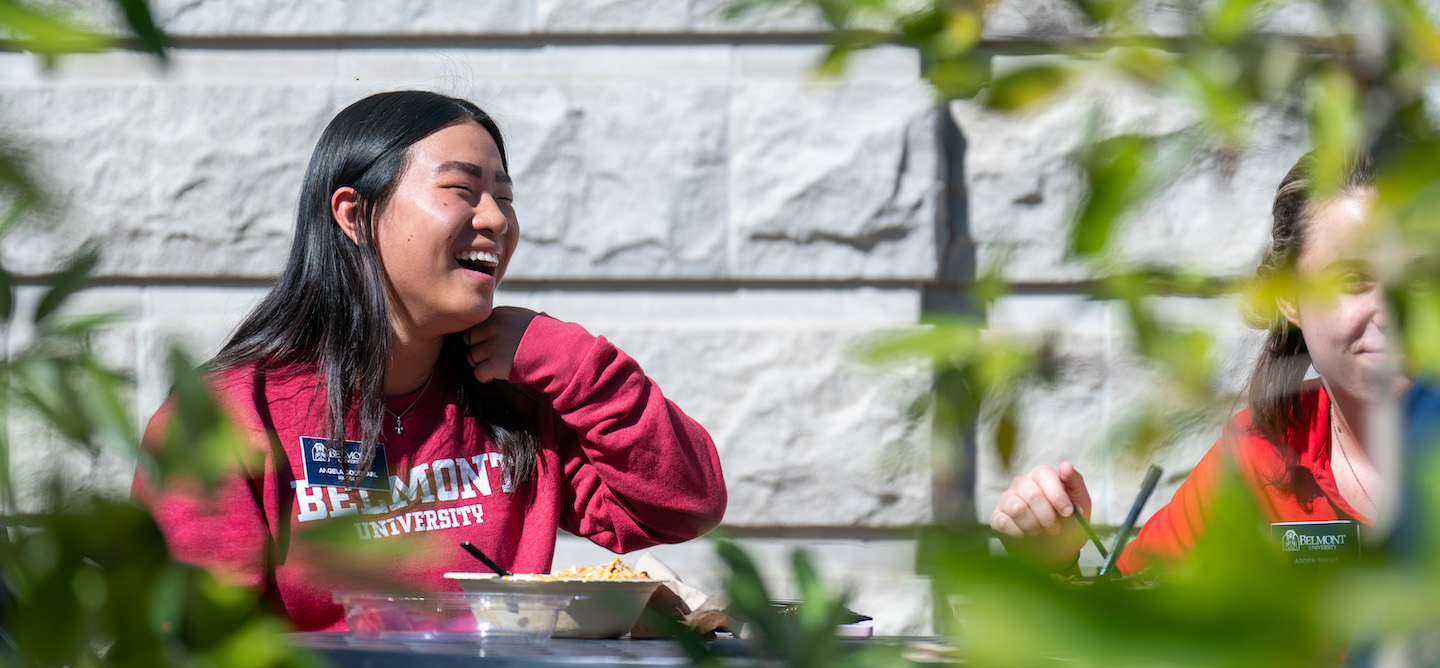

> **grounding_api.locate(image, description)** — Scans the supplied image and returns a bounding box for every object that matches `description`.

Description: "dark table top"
[288,632,946,667]
[289,633,754,667]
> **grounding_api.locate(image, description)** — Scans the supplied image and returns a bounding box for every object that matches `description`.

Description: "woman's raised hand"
[989,461,1093,570]
[464,307,538,383]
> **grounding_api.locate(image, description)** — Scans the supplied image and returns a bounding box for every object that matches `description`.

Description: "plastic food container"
[333,591,576,645]
[444,573,663,639]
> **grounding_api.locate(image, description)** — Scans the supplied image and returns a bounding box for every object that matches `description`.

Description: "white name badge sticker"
[1272,520,1360,566]
[300,436,390,491]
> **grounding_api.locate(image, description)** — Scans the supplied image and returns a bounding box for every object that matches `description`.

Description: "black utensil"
[1073,509,1109,559]
[1097,465,1163,578]
[460,541,512,577]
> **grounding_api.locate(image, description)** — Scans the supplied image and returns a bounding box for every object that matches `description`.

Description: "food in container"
[548,557,650,580]
[332,591,575,645]
[445,560,662,639]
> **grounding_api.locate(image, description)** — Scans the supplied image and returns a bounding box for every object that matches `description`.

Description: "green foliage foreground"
[677,463,1440,666]
[712,0,1440,665]
[0,3,320,667]
[12,0,1440,666]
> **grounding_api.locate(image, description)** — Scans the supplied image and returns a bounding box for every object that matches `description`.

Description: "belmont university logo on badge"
[1282,529,1349,551]
[1273,520,1360,566]
[301,436,390,491]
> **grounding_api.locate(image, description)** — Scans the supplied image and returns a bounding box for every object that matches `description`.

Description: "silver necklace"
[1331,406,1377,511]
[385,373,433,435]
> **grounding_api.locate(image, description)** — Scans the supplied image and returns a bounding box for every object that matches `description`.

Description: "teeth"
[456,250,499,265]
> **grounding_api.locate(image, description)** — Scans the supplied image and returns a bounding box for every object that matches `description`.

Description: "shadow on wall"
[924,108,976,526]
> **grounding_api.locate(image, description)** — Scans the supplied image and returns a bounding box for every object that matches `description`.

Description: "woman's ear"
[1277,296,1301,330]
[331,187,363,244]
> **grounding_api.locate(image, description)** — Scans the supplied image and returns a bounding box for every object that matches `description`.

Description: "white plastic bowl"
[443,573,663,639]
[333,591,575,645]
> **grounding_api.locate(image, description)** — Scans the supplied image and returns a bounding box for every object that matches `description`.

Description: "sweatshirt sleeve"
[509,314,727,552]
[130,395,271,591]
[1115,435,1232,575]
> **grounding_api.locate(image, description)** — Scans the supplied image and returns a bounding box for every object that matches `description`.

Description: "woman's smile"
[454,249,500,275]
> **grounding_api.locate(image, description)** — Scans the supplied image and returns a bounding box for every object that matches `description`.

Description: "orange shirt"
[1117,381,1371,574]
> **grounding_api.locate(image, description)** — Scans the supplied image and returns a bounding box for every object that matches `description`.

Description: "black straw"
[460,541,512,577]
[1073,510,1109,559]
[1097,465,1163,578]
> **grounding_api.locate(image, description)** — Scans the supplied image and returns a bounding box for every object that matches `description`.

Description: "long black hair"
[210,90,540,486]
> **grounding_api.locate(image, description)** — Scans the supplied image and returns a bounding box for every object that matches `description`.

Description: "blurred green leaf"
[1253,41,1307,99]
[721,0,780,19]
[897,4,982,56]
[1307,66,1363,198]
[995,403,1017,469]
[940,6,982,50]
[0,263,16,326]
[1401,281,1440,375]
[1386,0,1440,66]
[151,347,258,491]
[1070,0,1131,26]
[35,247,101,324]
[42,310,126,339]
[816,42,856,78]
[0,136,45,238]
[857,315,980,365]
[926,56,990,98]
[1376,140,1440,260]
[716,539,788,655]
[115,0,169,58]
[985,63,1072,111]
[895,4,945,42]
[77,354,140,454]
[1203,0,1259,45]
[710,538,892,668]
[14,355,92,444]
[1172,49,1250,143]
[1109,45,1176,85]
[0,0,109,55]
[1072,134,1197,259]
[1,499,320,668]
[788,552,846,668]
[1071,135,1146,256]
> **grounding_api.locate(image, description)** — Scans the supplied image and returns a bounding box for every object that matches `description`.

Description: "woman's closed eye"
[1341,273,1376,294]
[445,183,512,203]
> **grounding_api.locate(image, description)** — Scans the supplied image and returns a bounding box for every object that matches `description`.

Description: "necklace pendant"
[387,372,432,438]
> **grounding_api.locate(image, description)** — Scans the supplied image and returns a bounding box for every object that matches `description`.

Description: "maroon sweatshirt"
[133,315,726,631]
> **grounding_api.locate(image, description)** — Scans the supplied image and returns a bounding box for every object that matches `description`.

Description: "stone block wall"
[2,0,1316,636]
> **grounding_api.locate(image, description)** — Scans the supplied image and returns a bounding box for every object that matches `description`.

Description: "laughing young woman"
[132,91,727,631]
[989,153,1407,575]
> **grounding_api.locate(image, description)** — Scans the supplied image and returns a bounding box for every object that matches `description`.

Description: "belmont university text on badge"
[300,436,390,491]
[1272,520,1360,566]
